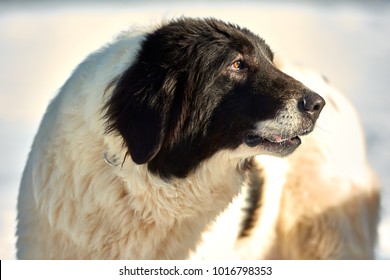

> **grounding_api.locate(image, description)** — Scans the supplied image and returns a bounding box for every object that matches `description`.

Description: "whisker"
[315,123,332,134]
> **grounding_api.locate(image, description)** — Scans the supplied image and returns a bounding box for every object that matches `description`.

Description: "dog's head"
[105,18,325,178]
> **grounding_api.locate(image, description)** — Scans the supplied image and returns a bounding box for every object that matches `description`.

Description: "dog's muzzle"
[245,92,325,156]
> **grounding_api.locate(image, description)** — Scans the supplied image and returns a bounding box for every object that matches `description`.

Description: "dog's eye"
[230,60,246,71]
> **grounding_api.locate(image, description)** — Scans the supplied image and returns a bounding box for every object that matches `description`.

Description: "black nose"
[300,93,326,119]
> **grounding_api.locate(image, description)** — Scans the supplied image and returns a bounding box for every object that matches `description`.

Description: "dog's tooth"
[271,135,283,143]
[267,135,284,143]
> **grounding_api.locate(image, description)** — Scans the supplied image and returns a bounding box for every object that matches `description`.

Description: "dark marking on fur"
[239,163,265,238]
[322,74,329,83]
[326,94,340,112]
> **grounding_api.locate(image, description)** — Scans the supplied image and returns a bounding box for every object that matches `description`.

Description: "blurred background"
[0,0,389,259]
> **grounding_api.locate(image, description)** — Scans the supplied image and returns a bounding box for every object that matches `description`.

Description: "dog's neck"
[115,149,247,223]
[104,137,249,258]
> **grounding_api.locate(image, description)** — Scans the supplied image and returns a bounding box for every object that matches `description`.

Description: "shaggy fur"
[192,58,379,259]
[16,18,378,259]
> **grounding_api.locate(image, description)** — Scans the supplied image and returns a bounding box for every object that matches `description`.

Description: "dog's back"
[16,31,146,259]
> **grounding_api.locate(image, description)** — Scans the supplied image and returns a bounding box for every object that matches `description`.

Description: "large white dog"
[17,18,379,259]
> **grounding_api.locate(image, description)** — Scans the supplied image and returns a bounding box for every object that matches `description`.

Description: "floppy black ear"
[104,64,177,165]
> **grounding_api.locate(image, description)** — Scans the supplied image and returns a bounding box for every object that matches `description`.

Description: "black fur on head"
[104,17,323,178]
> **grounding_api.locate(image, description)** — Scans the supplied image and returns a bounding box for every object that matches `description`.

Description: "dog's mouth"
[244,130,311,156]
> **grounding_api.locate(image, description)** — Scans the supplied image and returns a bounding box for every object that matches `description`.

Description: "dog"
[16,17,378,259]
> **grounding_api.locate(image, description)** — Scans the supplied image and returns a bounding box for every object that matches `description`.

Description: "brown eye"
[230,60,245,71]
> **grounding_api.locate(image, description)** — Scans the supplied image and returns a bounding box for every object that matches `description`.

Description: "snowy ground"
[1,0,389,259]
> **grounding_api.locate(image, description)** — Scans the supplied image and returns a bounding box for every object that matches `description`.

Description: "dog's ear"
[104,64,177,165]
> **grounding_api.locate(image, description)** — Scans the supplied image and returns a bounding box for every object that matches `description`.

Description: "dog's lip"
[244,129,311,149]
[244,133,300,147]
